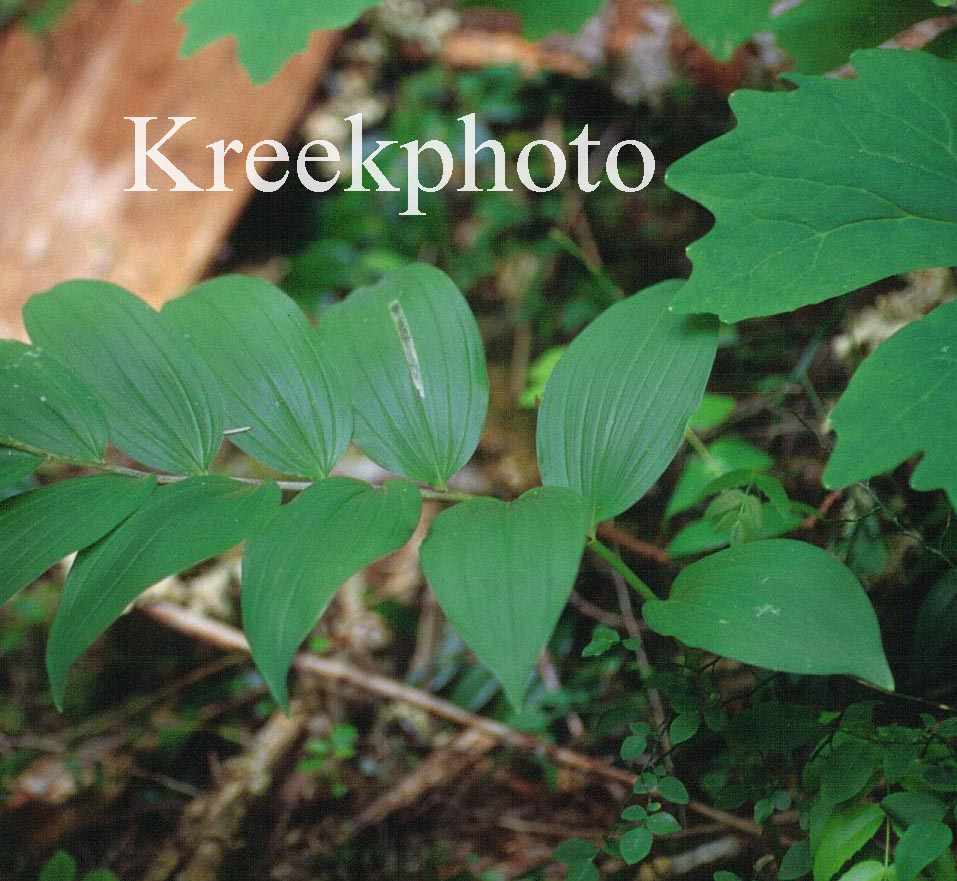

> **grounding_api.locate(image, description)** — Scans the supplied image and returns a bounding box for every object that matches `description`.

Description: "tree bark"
[0,0,339,340]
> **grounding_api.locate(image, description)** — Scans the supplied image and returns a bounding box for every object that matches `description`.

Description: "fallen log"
[0,0,339,340]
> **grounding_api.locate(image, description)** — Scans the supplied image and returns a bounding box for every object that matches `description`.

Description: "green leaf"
[242,477,421,710]
[915,572,957,659]
[702,471,790,516]
[824,300,957,509]
[582,624,620,658]
[725,702,820,754]
[460,0,604,40]
[554,839,599,864]
[21,0,71,34]
[814,802,885,881]
[666,438,773,519]
[703,490,764,545]
[419,487,588,707]
[657,776,690,805]
[780,839,814,880]
[0,475,154,607]
[24,281,224,475]
[881,792,947,829]
[620,734,648,761]
[646,811,682,835]
[537,281,718,528]
[768,0,936,74]
[0,341,109,462]
[669,712,700,745]
[621,804,648,822]
[820,742,880,805]
[321,264,489,488]
[667,50,957,323]
[895,821,952,881]
[922,765,957,792]
[836,863,888,881]
[667,501,803,558]
[620,826,653,865]
[179,0,382,84]
[163,276,352,479]
[755,797,775,824]
[38,851,77,881]
[688,393,736,432]
[0,448,41,492]
[671,0,934,73]
[670,0,771,61]
[643,539,894,690]
[567,863,599,881]
[929,850,957,881]
[46,476,279,708]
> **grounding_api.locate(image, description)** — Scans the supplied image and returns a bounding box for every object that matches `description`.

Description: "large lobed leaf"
[24,282,224,475]
[824,299,957,509]
[242,477,421,710]
[0,475,155,607]
[163,275,352,479]
[419,487,588,707]
[536,280,718,529]
[643,539,894,691]
[321,264,489,489]
[0,341,109,462]
[179,0,382,84]
[671,0,937,73]
[667,49,957,323]
[47,476,280,708]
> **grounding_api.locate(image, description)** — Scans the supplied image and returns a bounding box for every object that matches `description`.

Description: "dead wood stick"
[141,602,764,839]
[596,522,669,565]
[610,568,676,776]
[143,704,306,881]
[568,591,626,629]
[350,727,498,834]
[538,650,587,741]
[651,835,743,876]
[440,30,591,79]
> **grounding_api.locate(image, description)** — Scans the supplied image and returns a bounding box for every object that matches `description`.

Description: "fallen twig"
[596,521,669,565]
[143,703,306,881]
[350,727,497,835]
[141,602,765,839]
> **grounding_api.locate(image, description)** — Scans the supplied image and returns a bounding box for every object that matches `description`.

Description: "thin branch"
[587,539,657,603]
[3,437,476,504]
[568,591,625,629]
[596,521,669,565]
[611,569,674,776]
[141,601,765,839]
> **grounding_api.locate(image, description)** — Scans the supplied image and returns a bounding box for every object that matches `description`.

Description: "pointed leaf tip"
[537,280,717,527]
[47,477,279,708]
[242,478,421,709]
[420,487,588,707]
[320,264,489,488]
[163,275,352,479]
[643,539,894,691]
[24,281,224,475]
